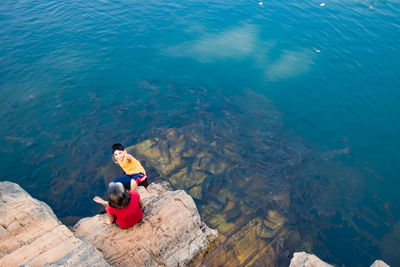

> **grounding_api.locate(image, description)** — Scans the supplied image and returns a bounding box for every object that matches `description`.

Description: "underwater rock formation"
[0,181,111,267]
[120,126,299,266]
[97,125,297,266]
[74,183,218,266]
[213,210,288,266]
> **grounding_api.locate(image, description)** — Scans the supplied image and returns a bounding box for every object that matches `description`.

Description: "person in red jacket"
[94,182,143,229]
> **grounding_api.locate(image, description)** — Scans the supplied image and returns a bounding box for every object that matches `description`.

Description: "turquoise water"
[1,0,400,265]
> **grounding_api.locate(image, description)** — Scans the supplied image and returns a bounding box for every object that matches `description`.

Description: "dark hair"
[107,182,131,209]
[112,143,124,153]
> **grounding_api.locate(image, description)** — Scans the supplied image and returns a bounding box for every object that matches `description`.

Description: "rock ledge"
[74,183,218,266]
[0,181,217,267]
[0,181,111,267]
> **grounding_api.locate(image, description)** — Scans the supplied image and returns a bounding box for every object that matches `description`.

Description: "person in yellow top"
[111,143,149,191]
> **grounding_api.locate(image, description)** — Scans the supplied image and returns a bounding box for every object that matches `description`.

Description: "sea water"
[1,0,400,265]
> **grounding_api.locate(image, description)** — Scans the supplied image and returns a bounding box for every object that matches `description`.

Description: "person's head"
[112,143,126,161]
[107,182,131,209]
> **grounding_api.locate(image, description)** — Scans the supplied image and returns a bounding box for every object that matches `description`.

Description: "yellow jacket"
[117,154,146,175]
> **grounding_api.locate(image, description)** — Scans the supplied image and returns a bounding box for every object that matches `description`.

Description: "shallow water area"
[1,0,400,266]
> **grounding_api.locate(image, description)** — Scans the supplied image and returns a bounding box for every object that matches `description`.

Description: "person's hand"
[93,196,103,204]
[94,196,109,207]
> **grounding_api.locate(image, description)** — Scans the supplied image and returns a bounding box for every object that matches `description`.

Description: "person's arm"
[103,213,115,225]
[126,154,132,163]
[93,196,109,207]
[138,197,143,208]
[130,179,138,191]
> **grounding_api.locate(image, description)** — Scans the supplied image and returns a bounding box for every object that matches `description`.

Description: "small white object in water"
[320,3,325,6]
[259,2,263,6]
[315,49,320,53]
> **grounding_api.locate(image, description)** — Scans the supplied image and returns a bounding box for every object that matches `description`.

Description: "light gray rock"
[290,252,391,267]
[289,252,334,267]
[44,241,112,267]
[74,183,218,267]
[370,260,390,267]
[0,181,111,267]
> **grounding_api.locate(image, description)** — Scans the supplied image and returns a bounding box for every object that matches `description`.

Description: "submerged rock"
[203,209,288,266]
[129,129,229,190]
[119,125,296,266]
[133,129,186,177]
[0,181,111,267]
[74,183,218,267]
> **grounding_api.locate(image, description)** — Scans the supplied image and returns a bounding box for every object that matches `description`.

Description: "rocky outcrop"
[0,181,217,267]
[289,252,390,267]
[289,252,334,267]
[370,260,390,267]
[74,183,218,266]
[0,181,111,267]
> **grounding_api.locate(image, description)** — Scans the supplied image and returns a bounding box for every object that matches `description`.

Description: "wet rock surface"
[74,183,218,267]
[0,181,111,267]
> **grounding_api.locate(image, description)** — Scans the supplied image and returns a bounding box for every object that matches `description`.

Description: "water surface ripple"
[1,0,400,266]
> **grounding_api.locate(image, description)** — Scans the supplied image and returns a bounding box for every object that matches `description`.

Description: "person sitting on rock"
[93,182,143,228]
[111,143,148,191]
